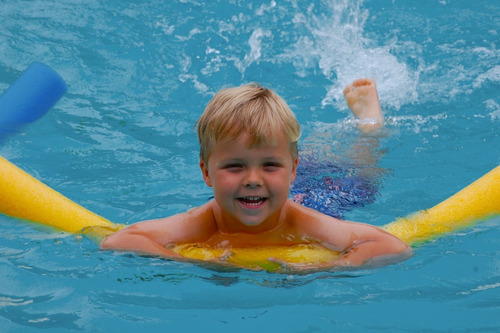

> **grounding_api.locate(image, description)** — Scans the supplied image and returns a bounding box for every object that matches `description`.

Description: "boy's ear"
[199,159,213,187]
[290,157,299,184]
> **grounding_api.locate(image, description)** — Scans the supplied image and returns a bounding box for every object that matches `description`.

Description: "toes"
[343,84,354,95]
[352,78,374,88]
[345,78,376,96]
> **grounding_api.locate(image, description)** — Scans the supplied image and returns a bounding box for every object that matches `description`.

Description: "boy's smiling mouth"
[237,196,267,207]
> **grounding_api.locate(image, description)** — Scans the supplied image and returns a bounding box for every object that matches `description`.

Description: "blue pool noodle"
[0,62,67,141]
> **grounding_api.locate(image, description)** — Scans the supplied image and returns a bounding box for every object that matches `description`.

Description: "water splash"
[283,0,419,111]
[234,28,272,74]
[473,65,500,89]
[484,99,500,121]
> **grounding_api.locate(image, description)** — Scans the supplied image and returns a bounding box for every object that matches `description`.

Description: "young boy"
[101,78,412,272]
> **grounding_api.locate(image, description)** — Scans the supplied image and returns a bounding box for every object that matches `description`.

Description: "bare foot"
[343,78,384,134]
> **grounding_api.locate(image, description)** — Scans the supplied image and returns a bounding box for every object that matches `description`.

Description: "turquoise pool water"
[0,0,499,331]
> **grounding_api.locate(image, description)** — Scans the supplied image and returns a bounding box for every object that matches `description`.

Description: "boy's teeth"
[240,197,265,205]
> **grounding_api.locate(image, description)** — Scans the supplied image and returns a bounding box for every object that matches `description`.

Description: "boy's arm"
[290,204,412,271]
[328,223,413,268]
[100,203,216,258]
[334,219,411,267]
[319,220,412,269]
[100,221,184,258]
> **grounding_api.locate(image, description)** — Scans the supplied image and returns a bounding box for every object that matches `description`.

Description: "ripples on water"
[0,0,499,331]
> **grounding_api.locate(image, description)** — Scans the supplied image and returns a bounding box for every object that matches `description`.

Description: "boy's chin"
[238,218,265,227]
[236,217,271,231]
[241,221,262,227]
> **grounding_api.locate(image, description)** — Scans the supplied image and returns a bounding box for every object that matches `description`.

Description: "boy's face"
[200,130,298,233]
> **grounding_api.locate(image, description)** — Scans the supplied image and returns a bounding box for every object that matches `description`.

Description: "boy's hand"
[267,257,348,274]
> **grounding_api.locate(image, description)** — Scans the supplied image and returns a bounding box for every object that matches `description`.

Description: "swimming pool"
[0,0,499,331]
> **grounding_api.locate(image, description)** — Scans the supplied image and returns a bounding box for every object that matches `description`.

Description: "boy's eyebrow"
[218,158,243,164]
[262,156,287,162]
[219,156,288,164]
[215,157,245,165]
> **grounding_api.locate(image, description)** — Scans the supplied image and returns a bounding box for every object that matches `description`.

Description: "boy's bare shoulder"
[285,199,340,228]
[124,201,218,243]
[285,199,381,248]
[184,201,217,221]
[135,201,214,226]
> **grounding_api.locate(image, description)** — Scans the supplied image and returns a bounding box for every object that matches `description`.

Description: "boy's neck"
[211,200,289,235]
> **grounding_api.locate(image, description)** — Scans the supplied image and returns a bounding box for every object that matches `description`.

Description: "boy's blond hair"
[197,83,301,163]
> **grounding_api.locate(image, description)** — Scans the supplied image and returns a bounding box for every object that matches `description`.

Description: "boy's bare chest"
[201,228,310,248]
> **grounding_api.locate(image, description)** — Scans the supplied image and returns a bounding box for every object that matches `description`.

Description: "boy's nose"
[243,170,262,188]
[245,181,261,188]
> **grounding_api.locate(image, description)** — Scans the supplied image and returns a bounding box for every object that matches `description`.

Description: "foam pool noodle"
[0,155,123,239]
[383,165,500,245]
[0,62,67,141]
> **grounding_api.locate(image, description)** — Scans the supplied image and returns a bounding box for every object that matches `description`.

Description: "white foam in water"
[309,112,448,137]
[283,0,419,111]
[484,99,500,120]
[473,65,500,89]
[234,28,272,74]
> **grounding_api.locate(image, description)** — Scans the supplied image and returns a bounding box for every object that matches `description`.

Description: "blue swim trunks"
[291,155,379,219]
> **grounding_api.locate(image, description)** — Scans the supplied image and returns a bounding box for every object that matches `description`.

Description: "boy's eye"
[263,162,282,170]
[223,163,243,171]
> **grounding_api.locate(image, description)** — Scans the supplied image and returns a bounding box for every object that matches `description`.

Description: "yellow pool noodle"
[0,153,498,271]
[172,243,341,271]
[383,165,500,245]
[0,155,121,236]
